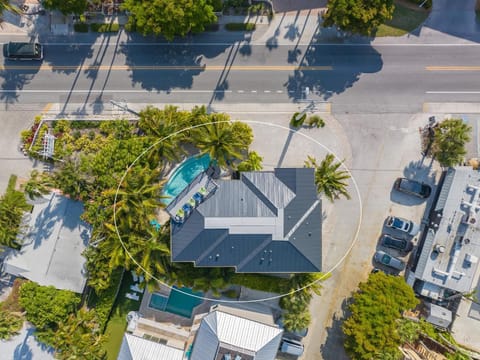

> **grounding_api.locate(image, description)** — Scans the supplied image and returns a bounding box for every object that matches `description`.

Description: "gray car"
[374,250,405,271]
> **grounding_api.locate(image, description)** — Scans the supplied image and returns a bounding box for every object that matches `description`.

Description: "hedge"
[231,273,290,294]
[90,23,120,33]
[225,22,256,31]
[74,23,89,32]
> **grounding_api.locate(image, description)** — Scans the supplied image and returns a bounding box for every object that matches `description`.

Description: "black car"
[380,234,413,252]
[394,178,431,198]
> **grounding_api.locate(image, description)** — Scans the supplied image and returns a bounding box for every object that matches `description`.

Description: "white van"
[280,338,304,356]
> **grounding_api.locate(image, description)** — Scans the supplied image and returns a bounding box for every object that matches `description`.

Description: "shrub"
[231,274,290,293]
[205,23,220,31]
[221,289,239,298]
[306,115,325,128]
[290,112,307,128]
[70,120,101,129]
[74,22,89,32]
[90,23,120,33]
[209,0,223,12]
[225,22,256,31]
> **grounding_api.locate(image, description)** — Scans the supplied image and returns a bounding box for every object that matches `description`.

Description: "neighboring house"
[117,333,184,360]
[409,167,480,300]
[168,168,322,273]
[424,303,452,329]
[2,192,90,293]
[190,304,283,360]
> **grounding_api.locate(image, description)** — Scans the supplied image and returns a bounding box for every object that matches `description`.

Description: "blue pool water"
[162,154,211,205]
[149,286,203,318]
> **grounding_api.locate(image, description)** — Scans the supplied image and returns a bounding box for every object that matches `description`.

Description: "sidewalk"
[1,4,480,46]
[39,101,332,121]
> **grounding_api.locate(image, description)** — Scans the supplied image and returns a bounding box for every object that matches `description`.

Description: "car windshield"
[382,254,391,264]
[385,237,406,247]
[401,179,422,193]
[392,218,405,229]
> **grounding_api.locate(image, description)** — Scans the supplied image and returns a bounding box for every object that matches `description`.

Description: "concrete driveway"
[422,0,480,38]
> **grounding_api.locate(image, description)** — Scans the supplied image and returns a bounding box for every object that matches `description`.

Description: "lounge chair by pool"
[188,198,196,207]
[199,186,208,196]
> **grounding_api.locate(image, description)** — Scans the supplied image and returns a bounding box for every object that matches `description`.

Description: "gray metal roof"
[414,167,480,295]
[170,168,322,273]
[2,193,89,293]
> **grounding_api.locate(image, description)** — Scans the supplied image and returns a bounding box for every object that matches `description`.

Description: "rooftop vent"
[435,244,446,253]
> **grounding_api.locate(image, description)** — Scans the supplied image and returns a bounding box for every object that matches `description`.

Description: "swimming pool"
[162,154,211,205]
[149,286,203,318]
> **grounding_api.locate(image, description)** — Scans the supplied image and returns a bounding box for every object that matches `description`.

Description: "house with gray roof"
[2,192,90,293]
[190,304,283,360]
[409,167,480,300]
[168,168,322,273]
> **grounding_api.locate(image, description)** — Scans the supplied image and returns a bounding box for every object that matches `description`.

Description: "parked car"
[374,250,406,271]
[386,216,420,236]
[380,234,413,252]
[394,177,431,198]
[280,337,304,356]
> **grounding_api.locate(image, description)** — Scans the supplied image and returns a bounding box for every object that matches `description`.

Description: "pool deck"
[165,171,218,221]
[139,286,212,328]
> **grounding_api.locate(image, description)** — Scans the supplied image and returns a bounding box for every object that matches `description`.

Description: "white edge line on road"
[0,89,234,93]
[426,91,480,94]
[3,41,480,47]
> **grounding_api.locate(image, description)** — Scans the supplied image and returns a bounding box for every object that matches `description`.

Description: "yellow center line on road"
[426,66,480,71]
[0,64,333,71]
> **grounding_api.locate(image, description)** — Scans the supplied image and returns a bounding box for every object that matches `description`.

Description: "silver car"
[386,215,420,236]
[374,250,405,271]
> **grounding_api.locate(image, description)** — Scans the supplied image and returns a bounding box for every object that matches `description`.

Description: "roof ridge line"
[195,230,230,264]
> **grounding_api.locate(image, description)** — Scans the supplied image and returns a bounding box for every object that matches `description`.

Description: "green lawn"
[103,273,142,360]
[376,3,429,37]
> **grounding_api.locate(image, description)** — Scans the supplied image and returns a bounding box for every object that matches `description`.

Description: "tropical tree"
[430,118,472,168]
[397,318,420,345]
[305,154,351,202]
[21,170,53,200]
[194,115,249,168]
[0,185,31,249]
[322,0,395,36]
[19,282,80,346]
[237,151,263,172]
[42,0,88,15]
[0,309,23,340]
[283,308,311,333]
[138,106,188,164]
[54,160,90,200]
[342,272,419,360]
[122,0,217,41]
[0,0,20,18]
[52,307,107,360]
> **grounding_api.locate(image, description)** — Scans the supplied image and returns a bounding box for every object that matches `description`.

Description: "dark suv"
[394,178,431,198]
[380,234,413,252]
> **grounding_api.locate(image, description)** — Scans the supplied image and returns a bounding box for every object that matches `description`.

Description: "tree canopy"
[42,0,88,15]
[304,154,351,202]
[342,272,419,360]
[19,282,81,345]
[322,0,395,36]
[431,118,472,168]
[122,0,217,41]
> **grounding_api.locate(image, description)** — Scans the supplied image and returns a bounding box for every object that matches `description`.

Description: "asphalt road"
[1,42,480,113]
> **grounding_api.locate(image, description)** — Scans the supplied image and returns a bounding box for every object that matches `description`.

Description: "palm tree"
[53,307,107,360]
[431,118,472,168]
[193,115,246,168]
[0,309,23,340]
[283,308,311,332]
[21,170,54,200]
[237,151,263,172]
[0,1,20,20]
[305,154,351,202]
[103,167,167,231]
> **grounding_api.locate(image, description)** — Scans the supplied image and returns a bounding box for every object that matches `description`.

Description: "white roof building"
[2,192,90,293]
[117,333,184,360]
[190,306,283,360]
[412,167,480,299]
